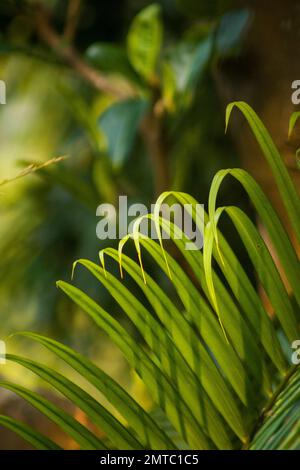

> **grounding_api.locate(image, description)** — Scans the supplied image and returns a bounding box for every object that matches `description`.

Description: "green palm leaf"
[0,380,106,449]
[0,102,299,450]
[14,331,176,450]
[0,415,62,450]
[5,354,142,450]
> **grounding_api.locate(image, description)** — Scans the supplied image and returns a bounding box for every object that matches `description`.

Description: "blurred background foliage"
[0,0,266,389]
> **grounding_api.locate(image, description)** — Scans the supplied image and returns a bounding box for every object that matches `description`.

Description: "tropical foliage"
[0,1,250,338]
[0,102,299,449]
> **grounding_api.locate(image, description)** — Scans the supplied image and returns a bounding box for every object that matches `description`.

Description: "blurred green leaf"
[98,98,149,168]
[185,36,213,91]
[163,38,212,107]
[250,367,300,449]
[127,4,163,84]
[216,9,251,55]
[85,43,141,85]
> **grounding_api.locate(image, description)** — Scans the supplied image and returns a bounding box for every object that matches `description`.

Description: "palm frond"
[0,102,299,450]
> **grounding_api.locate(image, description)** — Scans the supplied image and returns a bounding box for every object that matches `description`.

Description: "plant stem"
[245,365,299,449]
[140,106,170,196]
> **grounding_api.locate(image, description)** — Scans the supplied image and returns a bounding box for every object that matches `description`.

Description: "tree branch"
[33,3,169,195]
[34,4,133,99]
[63,0,82,43]
[140,105,170,196]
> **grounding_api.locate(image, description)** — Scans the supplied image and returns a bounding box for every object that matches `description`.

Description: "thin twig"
[0,156,67,187]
